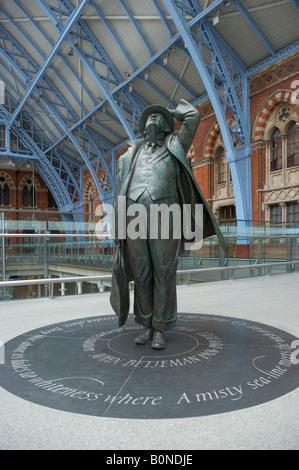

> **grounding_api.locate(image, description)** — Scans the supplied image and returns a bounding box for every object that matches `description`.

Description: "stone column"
[280,133,287,185]
[76,281,83,295]
[279,202,287,224]
[59,282,67,296]
[97,281,104,293]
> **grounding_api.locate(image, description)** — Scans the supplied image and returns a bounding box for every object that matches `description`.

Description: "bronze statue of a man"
[111,99,224,350]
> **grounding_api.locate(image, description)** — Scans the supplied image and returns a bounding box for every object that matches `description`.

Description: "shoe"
[134,327,153,345]
[151,330,166,350]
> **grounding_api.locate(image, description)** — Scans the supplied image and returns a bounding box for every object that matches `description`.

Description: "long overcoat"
[113,133,226,280]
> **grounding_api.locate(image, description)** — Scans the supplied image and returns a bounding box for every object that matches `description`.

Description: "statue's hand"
[168,100,191,122]
[167,108,176,119]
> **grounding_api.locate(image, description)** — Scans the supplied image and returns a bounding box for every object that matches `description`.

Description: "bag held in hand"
[110,246,130,327]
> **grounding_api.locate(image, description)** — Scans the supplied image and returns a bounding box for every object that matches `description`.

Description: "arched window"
[270,204,282,225]
[219,205,236,226]
[0,176,10,206]
[85,180,97,223]
[0,124,5,148]
[217,146,226,184]
[22,179,36,207]
[88,191,96,222]
[287,122,299,168]
[270,127,282,171]
[48,190,57,208]
[287,201,299,225]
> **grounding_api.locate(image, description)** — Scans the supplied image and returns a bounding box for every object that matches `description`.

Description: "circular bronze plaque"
[1,314,298,419]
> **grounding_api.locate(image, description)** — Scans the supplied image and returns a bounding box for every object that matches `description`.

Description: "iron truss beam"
[162,0,252,223]
[0,15,115,207]
[0,32,89,202]
[24,0,163,207]
[0,74,82,208]
[8,0,90,128]
[7,0,96,111]
[12,0,207,166]
[35,0,141,141]
[233,0,276,55]
[35,0,199,146]
[46,0,246,148]
[290,0,299,15]
[0,103,76,213]
[0,2,116,154]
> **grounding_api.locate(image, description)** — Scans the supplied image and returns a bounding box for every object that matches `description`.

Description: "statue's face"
[145,112,168,134]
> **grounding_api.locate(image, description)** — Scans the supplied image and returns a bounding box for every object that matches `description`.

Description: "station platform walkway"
[0,272,298,450]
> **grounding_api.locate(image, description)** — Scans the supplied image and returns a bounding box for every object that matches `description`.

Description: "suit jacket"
[113,100,225,255]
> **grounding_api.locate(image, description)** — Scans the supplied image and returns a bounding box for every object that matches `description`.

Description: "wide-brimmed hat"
[139,104,174,134]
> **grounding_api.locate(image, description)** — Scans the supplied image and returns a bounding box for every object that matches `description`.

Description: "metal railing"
[1,225,298,300]
[177,260,299,284]
[0,273,112,299]
[0,260,298,300]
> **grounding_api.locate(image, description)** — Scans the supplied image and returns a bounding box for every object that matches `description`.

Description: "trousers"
[126,190,181,331]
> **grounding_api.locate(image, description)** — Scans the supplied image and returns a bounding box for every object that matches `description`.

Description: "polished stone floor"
[0,272,298,450]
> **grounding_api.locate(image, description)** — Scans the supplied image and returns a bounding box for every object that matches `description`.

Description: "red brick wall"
[0,169,60,225]
[190,52,299,220]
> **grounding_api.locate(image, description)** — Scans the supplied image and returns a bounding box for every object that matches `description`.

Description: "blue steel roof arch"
[39,0,199,138]
[0,76,82,205]
[162,0,249,149]
[290,0,299,15]
[73,126,113,190]
[0,6,95,129]
[0,45,102,209]
[9,0,98,107]
[0,25,78,129]
[0,17,117,204]
[0,0,262,165]
[20,4,205,155]
[1,2,297,142]
[1,1,120,197]
[151,0,175,38]
[162,0,252,224]
[118,0,155,57]
[8,0,90,128]
[35,0,142,140]
[233,0,276,55]
[0,102,76,212]
[46,111,123,155]
[0,70,55,146]
[170,0,200,17]
[112,0,199,101]
[89,0,137,74]
[0,28,75,141]
[0,3,96,115]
